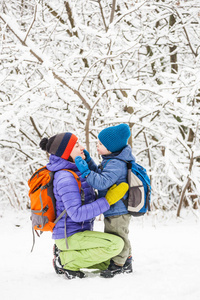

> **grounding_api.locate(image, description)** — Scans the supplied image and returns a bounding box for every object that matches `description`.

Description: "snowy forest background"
[0,0,200,217]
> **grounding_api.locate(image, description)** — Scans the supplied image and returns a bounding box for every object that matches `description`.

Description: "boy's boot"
[123,255,133,273]
[52,244,85,279]
[100,256,133,278]
[100,261,123,278]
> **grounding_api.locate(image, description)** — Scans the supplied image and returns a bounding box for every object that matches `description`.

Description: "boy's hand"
[105,183,129,206]
[75,156,91,178]
[83,149,91,163]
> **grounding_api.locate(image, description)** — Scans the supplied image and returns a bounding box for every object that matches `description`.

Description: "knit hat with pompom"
[98,124,131,152]
[39,132,78,160]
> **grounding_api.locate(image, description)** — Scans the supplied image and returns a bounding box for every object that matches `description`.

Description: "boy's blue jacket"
[86,145,135,217]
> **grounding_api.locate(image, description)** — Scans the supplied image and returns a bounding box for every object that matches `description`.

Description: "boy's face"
[97,140,111,156]
[70,141,85,161]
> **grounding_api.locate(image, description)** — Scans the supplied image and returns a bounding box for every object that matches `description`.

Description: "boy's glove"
[83,149,91,163]
[75,156,91,178]
[105,183,129,206]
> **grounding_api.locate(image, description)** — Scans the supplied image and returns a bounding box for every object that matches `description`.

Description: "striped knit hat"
[39,132,78,160]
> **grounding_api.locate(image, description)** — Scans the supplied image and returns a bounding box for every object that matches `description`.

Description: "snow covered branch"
[0,0,199,213]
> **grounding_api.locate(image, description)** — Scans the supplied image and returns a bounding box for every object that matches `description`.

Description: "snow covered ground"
[0,208,200,300]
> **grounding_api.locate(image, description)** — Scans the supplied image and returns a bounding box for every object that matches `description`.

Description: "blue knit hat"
[98,124,131,152]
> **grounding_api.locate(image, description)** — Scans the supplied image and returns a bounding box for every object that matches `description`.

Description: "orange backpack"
[28,166,81,251]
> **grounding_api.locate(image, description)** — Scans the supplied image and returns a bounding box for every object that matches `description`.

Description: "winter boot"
[100,261,123,278]
[53,244,60,258]
[52,244,85,279]
[100,256,133,278]
[123,255,133,273]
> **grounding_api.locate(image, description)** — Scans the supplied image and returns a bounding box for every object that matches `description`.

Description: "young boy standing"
[75,124,135,278]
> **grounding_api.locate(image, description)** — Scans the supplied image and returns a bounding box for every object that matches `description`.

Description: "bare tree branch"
[98,0,108,31]
[24,4,37,43]
[109,0,117,24]
[111,1,148,27]
[30,116,42,139]
[175,9,197,57]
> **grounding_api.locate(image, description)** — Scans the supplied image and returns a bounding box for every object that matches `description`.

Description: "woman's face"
[97,140,111,156]
[70,141,85,161]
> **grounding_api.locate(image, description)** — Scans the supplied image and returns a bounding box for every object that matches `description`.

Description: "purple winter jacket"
[46,155,110,240]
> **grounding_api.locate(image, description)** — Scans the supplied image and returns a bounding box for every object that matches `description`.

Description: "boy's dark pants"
[104,214,132,266]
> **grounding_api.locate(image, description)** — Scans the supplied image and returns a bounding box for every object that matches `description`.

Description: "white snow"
[0,209,200,300]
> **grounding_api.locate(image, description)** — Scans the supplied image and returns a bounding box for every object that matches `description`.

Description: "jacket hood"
[102,145,135,162]
[46,154,79,172]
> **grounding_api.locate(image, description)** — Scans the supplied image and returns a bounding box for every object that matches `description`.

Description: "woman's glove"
[75,156,91,178]
[83,149,91,163]
[105,183,129,206]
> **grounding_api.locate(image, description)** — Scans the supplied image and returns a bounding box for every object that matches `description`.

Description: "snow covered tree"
[0,0,200,215]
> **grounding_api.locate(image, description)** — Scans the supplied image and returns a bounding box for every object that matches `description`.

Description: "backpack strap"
[54,209,66,225]
[62,169,81,192]
[99,158,130,187]
[99,159,113,171]
[31,226,40,252]
[63,169,85,205]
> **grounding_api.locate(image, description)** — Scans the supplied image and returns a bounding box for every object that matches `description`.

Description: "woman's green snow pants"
[55,230,124,271]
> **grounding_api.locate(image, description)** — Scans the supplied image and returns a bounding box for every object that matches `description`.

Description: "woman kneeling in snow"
[39,132,128,279]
